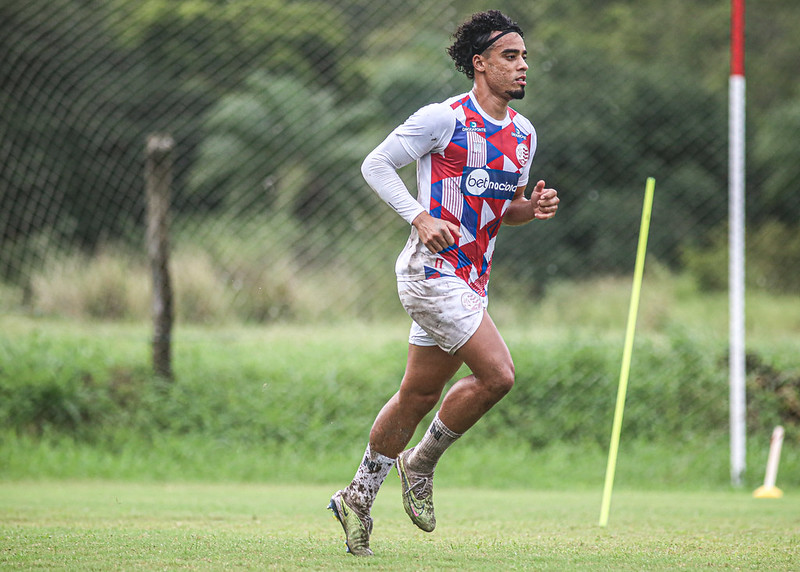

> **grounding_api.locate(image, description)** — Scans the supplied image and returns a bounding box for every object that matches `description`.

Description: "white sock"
[407,411,461,474]
[344,444,395,512]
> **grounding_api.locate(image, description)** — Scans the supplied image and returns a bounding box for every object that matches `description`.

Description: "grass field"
[2,285,799,569]
[2,480,799,570]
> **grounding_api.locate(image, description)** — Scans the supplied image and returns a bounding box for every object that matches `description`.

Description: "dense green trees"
[1,0,798,299]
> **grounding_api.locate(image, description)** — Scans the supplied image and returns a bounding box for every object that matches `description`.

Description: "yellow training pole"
[599,177,656,527]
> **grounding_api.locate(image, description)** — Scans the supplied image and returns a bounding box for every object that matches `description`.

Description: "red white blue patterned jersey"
[394,91,536,296]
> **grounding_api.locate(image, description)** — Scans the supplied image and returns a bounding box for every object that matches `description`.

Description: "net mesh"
[1,0,798,323]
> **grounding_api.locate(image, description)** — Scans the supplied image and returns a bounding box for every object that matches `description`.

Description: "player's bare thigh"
[455,311,514,389]
[399,311,513,398]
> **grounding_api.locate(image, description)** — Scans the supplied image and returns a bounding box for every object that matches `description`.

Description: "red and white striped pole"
[729,0,747,487]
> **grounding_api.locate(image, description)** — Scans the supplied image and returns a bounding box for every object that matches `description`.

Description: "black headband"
[473,29,518,55]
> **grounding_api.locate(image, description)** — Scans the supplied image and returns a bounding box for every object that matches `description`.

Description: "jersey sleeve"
[393,102,456,158]
[360,103,456,224]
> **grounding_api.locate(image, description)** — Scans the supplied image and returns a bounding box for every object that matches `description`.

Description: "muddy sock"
[343,444,395,513]
[407,411,461,473]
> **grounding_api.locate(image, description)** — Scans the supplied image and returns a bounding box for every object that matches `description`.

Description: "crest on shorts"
[461,292,483,312]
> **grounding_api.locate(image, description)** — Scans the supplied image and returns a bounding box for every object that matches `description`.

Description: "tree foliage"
[1,0,798,292]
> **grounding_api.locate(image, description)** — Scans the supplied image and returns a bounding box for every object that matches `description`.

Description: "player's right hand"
[412,212,462,253]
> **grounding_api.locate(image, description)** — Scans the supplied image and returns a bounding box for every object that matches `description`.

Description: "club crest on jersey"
[516,143,530,166]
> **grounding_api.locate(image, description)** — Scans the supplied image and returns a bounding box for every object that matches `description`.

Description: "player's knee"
[400,387,442,415]
[498,363,516,395]
[416,390,443,412]
[485,361,515,399]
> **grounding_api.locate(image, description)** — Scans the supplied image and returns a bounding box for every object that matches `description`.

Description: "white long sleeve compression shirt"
[360,102,456,224]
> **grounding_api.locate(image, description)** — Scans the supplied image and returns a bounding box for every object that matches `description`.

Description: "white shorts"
[397,276,488,355]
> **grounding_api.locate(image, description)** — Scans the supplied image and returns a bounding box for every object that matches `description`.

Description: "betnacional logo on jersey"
[464,169,490,195]
[462,167,519,198]
[516,143,530,166]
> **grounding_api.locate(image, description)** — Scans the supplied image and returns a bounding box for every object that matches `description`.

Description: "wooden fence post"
[145,133,175,379]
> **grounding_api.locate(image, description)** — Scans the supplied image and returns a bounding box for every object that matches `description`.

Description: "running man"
[329,10,559,556]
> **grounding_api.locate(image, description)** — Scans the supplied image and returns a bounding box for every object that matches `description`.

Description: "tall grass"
[1,304,798,488]
[16,245,800,333]
[22,247,391,325]
[4,248,800,489]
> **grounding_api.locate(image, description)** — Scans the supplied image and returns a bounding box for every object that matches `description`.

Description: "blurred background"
[2,0,798,322]
[1,0,799,487]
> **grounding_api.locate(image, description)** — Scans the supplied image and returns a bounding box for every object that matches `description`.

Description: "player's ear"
[472,54,486,73]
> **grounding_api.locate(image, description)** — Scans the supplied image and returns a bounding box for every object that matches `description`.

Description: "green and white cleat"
[396,448,436,532]
[328,490,374,556]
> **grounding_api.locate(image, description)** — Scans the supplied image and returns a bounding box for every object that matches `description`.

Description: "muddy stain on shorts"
[398,276,486,354]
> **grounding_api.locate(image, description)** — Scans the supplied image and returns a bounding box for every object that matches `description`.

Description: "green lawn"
[2,480,798,570]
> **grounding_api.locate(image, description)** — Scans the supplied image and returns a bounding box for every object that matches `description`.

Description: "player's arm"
[360,138,425,224]
[361,104,461,252]
[503,180,560,226]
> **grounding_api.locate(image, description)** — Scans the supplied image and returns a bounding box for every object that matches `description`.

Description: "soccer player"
[329,10,559,556]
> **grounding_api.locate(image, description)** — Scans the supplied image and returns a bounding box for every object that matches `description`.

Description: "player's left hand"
[530,180,559,220]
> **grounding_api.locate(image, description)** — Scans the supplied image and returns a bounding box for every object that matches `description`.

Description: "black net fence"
[1,0,799,322]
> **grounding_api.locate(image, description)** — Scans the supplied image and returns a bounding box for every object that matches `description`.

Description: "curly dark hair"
[447,10,524,80]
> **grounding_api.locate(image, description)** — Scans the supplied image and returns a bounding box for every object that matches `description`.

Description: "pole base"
[753,486,783,499]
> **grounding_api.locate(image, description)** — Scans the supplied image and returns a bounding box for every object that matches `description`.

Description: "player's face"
[482,32,528,100]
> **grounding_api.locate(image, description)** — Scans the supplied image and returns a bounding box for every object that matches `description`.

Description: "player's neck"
[471,84,510,122]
